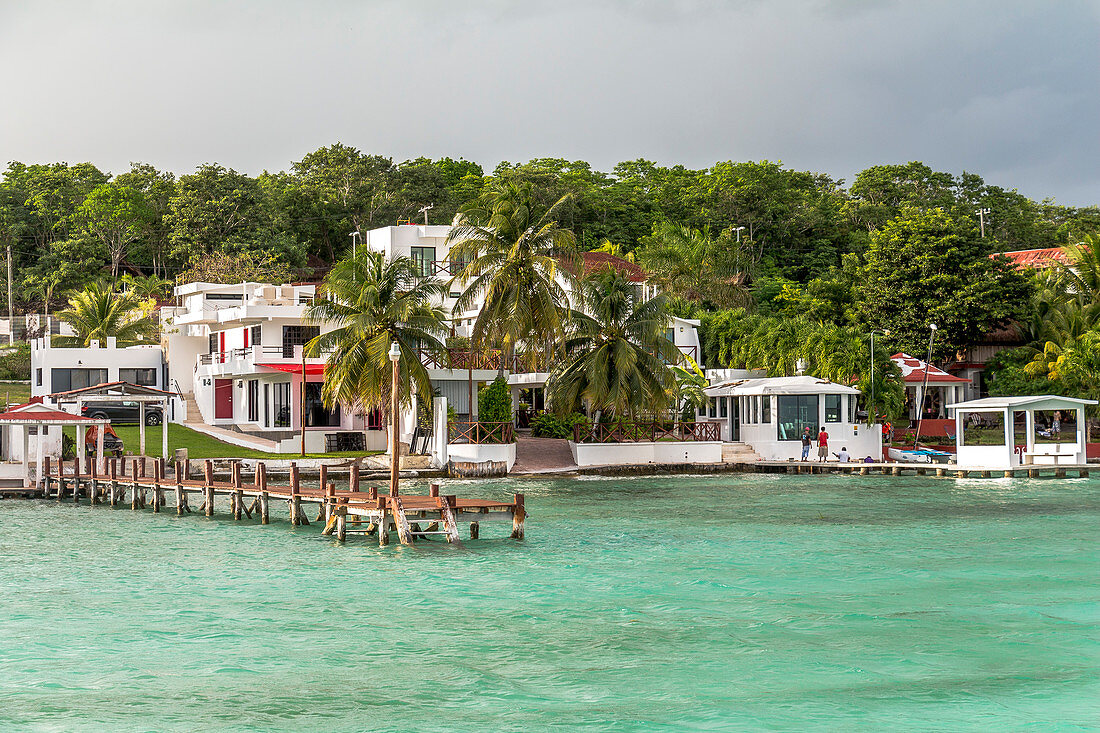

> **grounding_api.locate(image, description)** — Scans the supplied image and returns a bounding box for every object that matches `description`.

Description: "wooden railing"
[420,348,507,371]
[449,421,515,444]
[573,420,719,443]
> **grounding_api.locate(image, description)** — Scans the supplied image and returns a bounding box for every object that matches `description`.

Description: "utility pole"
[6,244,12,346]
[419,204,434,226]
[977,208,991,238]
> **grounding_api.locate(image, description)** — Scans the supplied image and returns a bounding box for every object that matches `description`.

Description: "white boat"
[888,447,953,464]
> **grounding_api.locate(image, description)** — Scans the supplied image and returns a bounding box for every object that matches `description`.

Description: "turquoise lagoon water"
[0,474,1097,732]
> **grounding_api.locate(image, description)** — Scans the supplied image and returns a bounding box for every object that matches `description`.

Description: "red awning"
[257,363,326,375]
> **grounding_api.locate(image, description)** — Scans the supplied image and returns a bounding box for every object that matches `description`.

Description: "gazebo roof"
[0,403,107,424]
[51,381,176,400]
[706,375,861,397]
[891,353,970,384]
[947,395,1098,410]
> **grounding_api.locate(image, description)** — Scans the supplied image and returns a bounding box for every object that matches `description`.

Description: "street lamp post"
[869,329,889,425]
[913,323,938,448]
[388,341,402,496]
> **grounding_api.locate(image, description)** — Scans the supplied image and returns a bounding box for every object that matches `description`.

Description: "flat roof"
[947,395,1098,410]
[706,375,860,397]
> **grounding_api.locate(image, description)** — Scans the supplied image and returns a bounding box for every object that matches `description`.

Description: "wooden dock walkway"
[752,460,1092,479]
[37,456,524,545]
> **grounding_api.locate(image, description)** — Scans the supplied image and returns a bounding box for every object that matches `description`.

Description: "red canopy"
[258,363,326,375]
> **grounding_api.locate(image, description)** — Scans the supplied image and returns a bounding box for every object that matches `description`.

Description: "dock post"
[131,458,139,510]
[470,521,479,539]
[1055,467,1066,479]
[258,462,269,524]
[440,495,461,545]
[89,456,99,505]
[955,469,967,479]
[139,457,146,479]
[231,461,242,520]
[510,493,525,540]
[979,470,991,479]
[72,455,80,503]
[290,462,301,526]
[377,497,389,546]
[109,459,118,507]
[174,462,184,516]
[1080,468,1090,478]
[936,467,947,477]
[336,502,347,542]
[325,481,336,524]
[43,456,52,498]
[203,460,215,516]
[152,459,162,513]
[1028,468,1040,478]
[350,464,360,492]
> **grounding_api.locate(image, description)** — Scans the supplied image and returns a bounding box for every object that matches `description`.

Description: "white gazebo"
[0,403,110,488]
[947,395,1096,469]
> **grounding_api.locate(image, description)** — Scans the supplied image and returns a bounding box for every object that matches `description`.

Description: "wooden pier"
[37,456,525,545]
[758,460,1091,479]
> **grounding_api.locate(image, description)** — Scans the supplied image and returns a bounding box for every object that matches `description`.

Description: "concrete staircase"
[722,442,762,463]
[181,392,203,424]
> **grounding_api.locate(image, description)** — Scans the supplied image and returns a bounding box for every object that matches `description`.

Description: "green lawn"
[0,381,31,408]
[65,423,382,460]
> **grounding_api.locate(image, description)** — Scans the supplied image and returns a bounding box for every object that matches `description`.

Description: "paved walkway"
[511,436,578,474]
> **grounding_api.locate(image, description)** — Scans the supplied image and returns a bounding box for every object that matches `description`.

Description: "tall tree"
[548,266,678,418]
[853,207,1031,359]
[78,183,153,277]
[55,282,159,347]
[448,182,580,362]
[304,252,448,419]
[634,221,751,308]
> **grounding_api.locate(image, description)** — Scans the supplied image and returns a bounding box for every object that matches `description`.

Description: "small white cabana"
[947,395,1096,469]
[0,403,109,488]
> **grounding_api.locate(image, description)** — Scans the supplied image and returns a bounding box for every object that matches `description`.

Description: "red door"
[214,379,233,419]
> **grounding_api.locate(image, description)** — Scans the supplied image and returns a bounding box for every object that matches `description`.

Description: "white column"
[96,423,105,474]
[1003,407,1012,466]
[35,423,44,491]
[1076,407,1087,463]
[76,425,86,474]
[21,426,29,488]
[139,401,146,457]
[161,399,168,461]
[1025,410,1035,459]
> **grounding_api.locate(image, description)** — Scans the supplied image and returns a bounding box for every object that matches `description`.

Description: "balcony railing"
[573,420,719,443]
[449,421,515,444]
[412,260,470,279]
[198,345,331,366]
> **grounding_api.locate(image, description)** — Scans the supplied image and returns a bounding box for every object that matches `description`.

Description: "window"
[847,395,857,424]
[304,382,340,427]
[449,291,461,299]
[250,325,261,346]
[120,368,157,386]
[35,368,42,386]
[273,382,292,428]
[264,383,270,427]
[825,394,842,423]
[777,395,819,441]
[208,333,218,355]
[762,396,771,423]
[962,411,1005,447]
[206,293,243,301]
[247,379,259,422]
[29,426,47,435]
[708,398,717,418]
[282,325,320,358]
[51,368,108,393]
[719,397,728,418]
[411,246,436,277]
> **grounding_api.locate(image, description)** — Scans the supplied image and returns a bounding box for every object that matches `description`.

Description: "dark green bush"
[477,376,512,423]
[530,411,587,439]
[0,344,30,380]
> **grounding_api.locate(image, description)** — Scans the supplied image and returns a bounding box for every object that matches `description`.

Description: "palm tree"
[447,182,579,367]
[119,273,173,301]
[548,267,679,420]
[55,282,159,347]
[304,251,449,421]
[634,221,751,308]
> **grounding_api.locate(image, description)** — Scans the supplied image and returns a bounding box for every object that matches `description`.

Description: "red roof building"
[996,247,1072,270]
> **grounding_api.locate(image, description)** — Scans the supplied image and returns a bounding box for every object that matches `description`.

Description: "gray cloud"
[0,0,1096,204]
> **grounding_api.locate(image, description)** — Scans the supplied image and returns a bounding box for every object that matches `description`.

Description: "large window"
[411,246,436,277]
[51,368,108,393]
[304,382,340,427]
[762,396,771,423]
[777,395,819,441]
[1033,409,1077,444]
[825,394,842,423]
[273,382,292,428]
[120,368,157,386]
[282,325,320,358]
[962,411,1005,446]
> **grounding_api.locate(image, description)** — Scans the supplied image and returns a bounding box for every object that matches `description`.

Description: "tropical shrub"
[530,411,587,439]
[477,376,512,423]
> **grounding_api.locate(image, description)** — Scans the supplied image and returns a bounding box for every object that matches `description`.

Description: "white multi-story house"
[29,223,706,455]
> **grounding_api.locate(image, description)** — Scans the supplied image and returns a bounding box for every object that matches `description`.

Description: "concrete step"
[722,442,762,463]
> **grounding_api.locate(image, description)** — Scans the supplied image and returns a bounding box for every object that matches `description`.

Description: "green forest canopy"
[1,151,1097,313]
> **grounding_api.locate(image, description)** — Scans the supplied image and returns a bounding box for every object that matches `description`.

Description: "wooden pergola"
[0,403,109,488]
[51,381,176,459]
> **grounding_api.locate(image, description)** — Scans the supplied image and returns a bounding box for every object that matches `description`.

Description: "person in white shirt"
[835,447,850,463]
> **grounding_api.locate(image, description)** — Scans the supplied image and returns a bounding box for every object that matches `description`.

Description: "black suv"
[81,401,163,425]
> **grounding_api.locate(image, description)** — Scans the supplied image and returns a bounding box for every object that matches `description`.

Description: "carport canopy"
[50,381,177,459]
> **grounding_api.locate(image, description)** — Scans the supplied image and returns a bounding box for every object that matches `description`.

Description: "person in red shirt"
[817,427,829,462]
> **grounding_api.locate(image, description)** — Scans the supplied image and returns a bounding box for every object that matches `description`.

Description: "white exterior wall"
[569,441,722,466]
[30,337,165,398]
[447,442,517,470]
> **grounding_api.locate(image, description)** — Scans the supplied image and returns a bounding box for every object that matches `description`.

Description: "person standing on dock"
[801,428,812,461]
[817,427,829,462]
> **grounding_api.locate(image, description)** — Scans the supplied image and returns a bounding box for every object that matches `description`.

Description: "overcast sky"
[1,0,1097,205]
